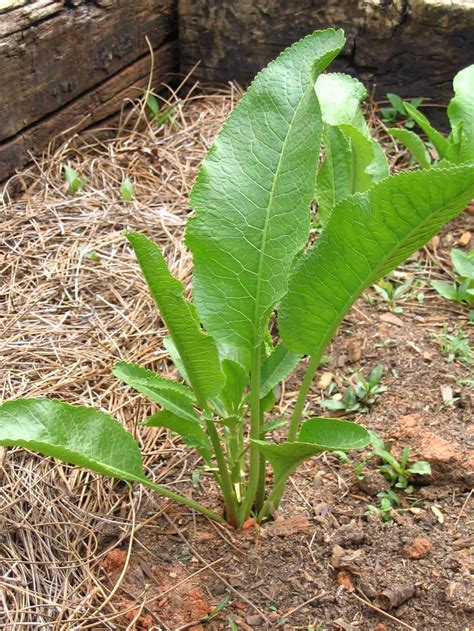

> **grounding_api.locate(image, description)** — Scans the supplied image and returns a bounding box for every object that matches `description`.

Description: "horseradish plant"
[1,30,473,528]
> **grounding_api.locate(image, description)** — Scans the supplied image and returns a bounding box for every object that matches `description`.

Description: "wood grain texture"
[178,0,474,101]
[0,0,178,180]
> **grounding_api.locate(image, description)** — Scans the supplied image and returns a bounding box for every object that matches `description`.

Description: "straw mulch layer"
[0,84,240,629]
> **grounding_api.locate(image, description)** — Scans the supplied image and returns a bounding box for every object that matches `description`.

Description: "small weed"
[371,275,420,313]
[145,91,177,128]
[337,432,431,522]
[322,365,387,413]
[202,594,230,622]
[63,165,84,195]
[120,178,135,202]
[432,248,474,306]
[434,325,473,364]
[370,432,431,494]
[380,93,423,128]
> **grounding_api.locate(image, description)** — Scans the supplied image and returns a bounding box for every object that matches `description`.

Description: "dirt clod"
[337,570,355,592]
[403,537,432,559]
[101,549,127,573]
[394,414,473,484]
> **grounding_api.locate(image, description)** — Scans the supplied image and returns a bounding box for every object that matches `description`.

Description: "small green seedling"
[366,490,401,523]
[370,432,431,494]
[1,30,473,529]
[434,325,473,364]
[120,177,135,202]
[432,248,474,306]
[371,276,419,313]
[381,92,423,128]
[63,165,84,195]
[322,366,387,414]
[145,91,177,129]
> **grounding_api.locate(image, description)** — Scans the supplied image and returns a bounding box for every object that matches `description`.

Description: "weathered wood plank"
[0,41,177,181]
[178,0,474,103]
[0,0,178,179]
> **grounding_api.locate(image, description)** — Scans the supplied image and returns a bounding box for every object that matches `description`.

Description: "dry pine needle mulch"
[0,83,241,629]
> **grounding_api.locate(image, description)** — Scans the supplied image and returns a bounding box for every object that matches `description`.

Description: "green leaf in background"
[403,102,449,159]
[144,409,212,463]
[185,29,345,359]
[120,177,135,202]
[112,361,199,422]
[63,165,84,195]
[446,65,474,164]
[431,281,459,301]
[315,73,388,222]
[259,344,301,398]
[279,166,474,356]
[408,460,432,476]
[388,127,431,169]
[146,92,160,117]
[451,248,474,280]
[126,232,225,404]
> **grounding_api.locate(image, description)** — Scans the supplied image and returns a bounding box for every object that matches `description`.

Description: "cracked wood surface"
[0,0,178,180]
[179,0,473,103]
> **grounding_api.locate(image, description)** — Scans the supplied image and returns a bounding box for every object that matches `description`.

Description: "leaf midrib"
[252,88,312,347]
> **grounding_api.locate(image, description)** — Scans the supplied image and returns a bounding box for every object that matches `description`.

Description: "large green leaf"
[0,399,224,522]
[185,30,345,360]
[126,232,224,403]
[0,399,145,481]
[388,127,431,169]
[315,73,388,222]
[253,417,369,484]
[446,65,474,164]
[144,410,212,464]
[403,102,449,159]
[113,361,199,422]
[280,166,474,355]
[259,344,301,398]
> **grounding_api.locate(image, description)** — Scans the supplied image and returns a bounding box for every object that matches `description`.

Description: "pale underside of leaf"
[280,166,474,355]
[185,29,345,359]
[315,72,388,220]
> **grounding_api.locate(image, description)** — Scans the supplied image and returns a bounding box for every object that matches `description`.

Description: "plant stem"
[140,478,225,523]
[287,351,322,442]
[204,417,238,527]
[236,345,262,526]
[255,410,266,513]
[262,350,324,518]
